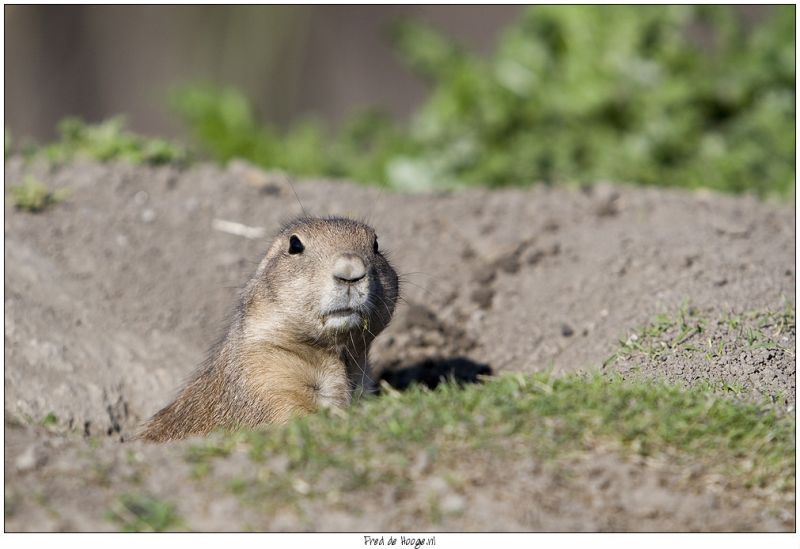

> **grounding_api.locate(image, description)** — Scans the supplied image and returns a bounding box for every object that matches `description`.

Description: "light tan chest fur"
[239,343,351,424]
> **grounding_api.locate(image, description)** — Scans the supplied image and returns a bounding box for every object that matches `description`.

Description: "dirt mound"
[4,158,795,531]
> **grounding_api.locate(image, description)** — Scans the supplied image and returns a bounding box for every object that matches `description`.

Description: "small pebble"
[15,444,46,472]
[141,208,156,223]
[440,493,466,514]
[292,478,311,495]
[425,476,449,495]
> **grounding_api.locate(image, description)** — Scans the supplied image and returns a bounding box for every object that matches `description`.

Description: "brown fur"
[138,217,399,442]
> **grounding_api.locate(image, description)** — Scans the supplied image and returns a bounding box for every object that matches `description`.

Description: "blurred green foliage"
[40,117,187,165]
[394,6,795,194]
[10,176,70,213]
[171,85,412,185]
[173,6,795,197]
[20,6,790,198]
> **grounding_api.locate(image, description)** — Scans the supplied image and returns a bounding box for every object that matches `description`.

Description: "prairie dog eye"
[373,237,379,254]
[288,235,304,254]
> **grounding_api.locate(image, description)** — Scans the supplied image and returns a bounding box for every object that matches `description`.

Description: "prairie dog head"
[243,217,399,348]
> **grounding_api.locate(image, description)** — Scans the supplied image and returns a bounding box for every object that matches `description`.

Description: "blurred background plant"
[10,176,71,212]
[384,5,795,196]
[40,117,187,165]
[6,5,795,197]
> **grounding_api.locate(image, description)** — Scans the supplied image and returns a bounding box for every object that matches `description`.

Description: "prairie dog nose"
[332,253,366,283]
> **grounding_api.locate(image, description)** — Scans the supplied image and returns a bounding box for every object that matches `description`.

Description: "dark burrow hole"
[378,356,493,392]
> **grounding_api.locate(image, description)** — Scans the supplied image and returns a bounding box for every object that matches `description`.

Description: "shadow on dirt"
[378,356,493,392]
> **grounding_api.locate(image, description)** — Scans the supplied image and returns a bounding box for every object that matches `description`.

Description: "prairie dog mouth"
[325,307,358,318]
[321,306,364,330]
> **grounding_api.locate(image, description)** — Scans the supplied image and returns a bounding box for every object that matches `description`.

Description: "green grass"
[107,494,182,532]
[36,117,187,166]
[186,372,795,513]
[40,412,58,427]
[606,303,796,366]
[9,176,70,213]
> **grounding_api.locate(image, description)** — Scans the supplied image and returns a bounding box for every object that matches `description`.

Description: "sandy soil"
[4,158,795,531]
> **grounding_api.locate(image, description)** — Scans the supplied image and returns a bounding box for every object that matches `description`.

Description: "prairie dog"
[139,216,399,442]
